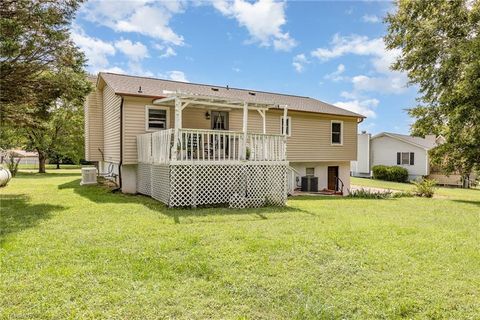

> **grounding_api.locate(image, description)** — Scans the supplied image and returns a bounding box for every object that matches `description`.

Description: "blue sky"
[73,0,418,134]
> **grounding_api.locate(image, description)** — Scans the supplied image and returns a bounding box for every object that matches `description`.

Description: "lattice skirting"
[137,162,288,207]
[136,163,152,196]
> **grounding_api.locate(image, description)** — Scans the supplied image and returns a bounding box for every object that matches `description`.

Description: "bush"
[348,188,414,199]
[372,165,409,182]
[413,178,437,197]
[372,165,389,180]
[348,188,392,199]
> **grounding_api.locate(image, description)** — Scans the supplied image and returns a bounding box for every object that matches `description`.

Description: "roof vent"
[138,86,143,93]
[211,87,219,92]
[248,92,256,96]
[226,85,229,90]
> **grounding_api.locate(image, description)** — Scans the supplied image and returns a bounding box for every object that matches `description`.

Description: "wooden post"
[243,101,248,160]
[172,97,182,160]
[283,105,288,161]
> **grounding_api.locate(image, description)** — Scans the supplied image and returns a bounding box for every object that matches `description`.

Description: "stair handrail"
[335,176,344,193]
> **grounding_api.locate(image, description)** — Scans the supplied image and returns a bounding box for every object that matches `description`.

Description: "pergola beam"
[152,96,177,104]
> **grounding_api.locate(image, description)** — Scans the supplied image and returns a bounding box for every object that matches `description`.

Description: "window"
[306,168,315,176]
[397,152,414,165]
[280,116,291,136]
[146,106,169,131]
[211,111,229,130]
[331,121,343,144]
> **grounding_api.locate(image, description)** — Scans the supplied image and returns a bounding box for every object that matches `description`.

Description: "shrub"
[372,165,389,180]
[348,188,392,199]
[388,166,409,182]
[391,191,414,198]
[372,165,408,182]
[413,178,437,198]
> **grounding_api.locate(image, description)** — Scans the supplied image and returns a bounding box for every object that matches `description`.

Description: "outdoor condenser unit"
[80,167,98,186]
[301,176,318,192]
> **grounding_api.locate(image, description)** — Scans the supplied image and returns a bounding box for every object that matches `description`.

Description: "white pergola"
[153,92,288,134]
[153,92,289,159]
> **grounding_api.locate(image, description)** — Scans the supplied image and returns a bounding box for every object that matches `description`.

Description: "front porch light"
[205,111,211,120]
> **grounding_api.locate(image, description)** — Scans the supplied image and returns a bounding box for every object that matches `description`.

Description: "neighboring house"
[84,73,364,207]
[3,149,39,165]
[351,132,474,186]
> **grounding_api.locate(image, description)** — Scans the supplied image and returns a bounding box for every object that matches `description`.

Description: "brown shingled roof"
[98,72,365,118]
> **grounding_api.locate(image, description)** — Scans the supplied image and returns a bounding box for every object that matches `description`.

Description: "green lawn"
[1,170,479,319]
[351,177,480,200]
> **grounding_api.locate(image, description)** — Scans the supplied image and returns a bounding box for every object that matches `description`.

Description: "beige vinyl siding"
[230,109,357,161]
[280,111,357,161]
[84,88,103,161]
[103,85,122,163]
[121,99,358,164]
[123,97,175,164]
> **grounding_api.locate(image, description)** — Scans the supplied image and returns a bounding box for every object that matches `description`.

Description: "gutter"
[114,96,124,192]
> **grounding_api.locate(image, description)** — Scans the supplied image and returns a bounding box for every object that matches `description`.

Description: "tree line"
[1,0,91,173]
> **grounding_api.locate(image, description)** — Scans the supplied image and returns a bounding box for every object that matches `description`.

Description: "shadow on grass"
[58,178,307,224]
[452,199,480,207]
[16,171,81,178]
[0,194,65,245]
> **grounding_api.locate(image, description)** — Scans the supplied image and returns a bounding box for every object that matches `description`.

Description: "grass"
[351,177,480,201]
[1,170,479,319]
[15,164,82,171]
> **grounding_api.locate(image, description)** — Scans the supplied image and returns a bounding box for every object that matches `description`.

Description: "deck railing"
[137,128,286,164]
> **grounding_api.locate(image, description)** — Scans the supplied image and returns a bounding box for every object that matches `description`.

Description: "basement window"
[146,105,169,131]
[306,168,315,177]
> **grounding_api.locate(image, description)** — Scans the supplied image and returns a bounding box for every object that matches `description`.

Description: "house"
[351,132,474,186]
[84,73,365,207]
[3,149,39,165]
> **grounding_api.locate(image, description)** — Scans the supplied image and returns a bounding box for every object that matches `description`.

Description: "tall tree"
[385,0,480,185]
[1,0,91,172]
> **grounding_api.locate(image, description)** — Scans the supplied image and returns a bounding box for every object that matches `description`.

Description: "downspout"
[114,97,124,192]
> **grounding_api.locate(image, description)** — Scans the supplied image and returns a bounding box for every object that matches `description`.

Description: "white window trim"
[280,116,292,137]
[399,152,413,166]
[331,120,343,145]
[145,105,170,132]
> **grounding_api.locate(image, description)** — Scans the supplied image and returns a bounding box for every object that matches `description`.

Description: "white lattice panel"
[169,163,288,207]
[151,164,170,204]
[136,163,151,196]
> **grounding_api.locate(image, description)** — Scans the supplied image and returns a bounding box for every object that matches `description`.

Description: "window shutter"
[397,152,401,165]
[410,152,414,165]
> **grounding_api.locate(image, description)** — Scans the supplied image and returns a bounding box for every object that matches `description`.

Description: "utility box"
[301,176,318,192]
[81,167,97,185]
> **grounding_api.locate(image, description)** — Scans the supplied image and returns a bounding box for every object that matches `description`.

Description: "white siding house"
[351,132,439,180]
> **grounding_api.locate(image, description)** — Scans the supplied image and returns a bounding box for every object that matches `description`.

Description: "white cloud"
[311,34,385,61]
[161,47,177,58]
[114,39,148,61]
[153,44,177,58]
[362,14,380,23]
[70,26,116,73]
[352,74,408,94]
[159,70,189,82]
[334,99,379,118]
[232,67,241,72]
[81,1,185,45]
[101,66,127,74]
[292,53,309,73]
[213,0,296,51]
[324,64,346,81]
[311,34,406,94]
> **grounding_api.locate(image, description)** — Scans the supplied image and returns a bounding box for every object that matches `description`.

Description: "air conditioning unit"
[81,167,97,185]
[301,176,318,192]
